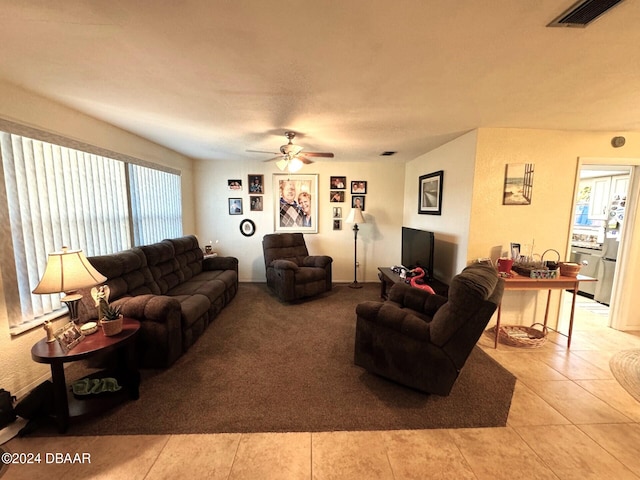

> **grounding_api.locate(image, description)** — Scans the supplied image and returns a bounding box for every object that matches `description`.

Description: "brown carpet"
[58,283,515,435]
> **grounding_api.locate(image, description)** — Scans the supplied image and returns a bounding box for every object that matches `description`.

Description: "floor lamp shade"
[346,207,366,288]
[345,206,365,225]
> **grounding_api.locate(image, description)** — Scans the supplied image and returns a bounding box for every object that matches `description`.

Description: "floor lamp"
[346,206,366,288]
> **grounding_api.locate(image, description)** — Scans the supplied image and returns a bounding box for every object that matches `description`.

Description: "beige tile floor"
[3,294,640,479]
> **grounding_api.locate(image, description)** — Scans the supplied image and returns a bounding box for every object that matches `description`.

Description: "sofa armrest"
[302,255,333,268]
[271,259,299,271]
[388,283,448,317]
[113,294,181,324]
[356,301,431,341]
[203,255,238,272]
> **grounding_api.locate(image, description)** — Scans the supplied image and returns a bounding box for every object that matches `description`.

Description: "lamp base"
[348,281,363,289]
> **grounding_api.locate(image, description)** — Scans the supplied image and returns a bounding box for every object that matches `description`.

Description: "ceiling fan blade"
[303,152,334,158]
[247,149,279,155]
[262,156,283,162]
[297,156,314,164]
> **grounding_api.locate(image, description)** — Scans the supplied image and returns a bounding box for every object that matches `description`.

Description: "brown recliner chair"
[354,263,504,395]
[262,233,333,302]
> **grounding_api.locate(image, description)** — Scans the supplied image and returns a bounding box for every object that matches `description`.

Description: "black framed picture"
[330,176,346,190]
[228,179,242,191]
[228,198,243,215]
[240,219,256,237]
[352,195,365,211]
[351,181,367,194]
[418,170,443,215]
[330,191,344,203]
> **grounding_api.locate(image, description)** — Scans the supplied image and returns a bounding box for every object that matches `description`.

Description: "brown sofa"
[79,235,238,368]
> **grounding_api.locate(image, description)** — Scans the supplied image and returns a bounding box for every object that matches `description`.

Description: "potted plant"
[99,299,123,336]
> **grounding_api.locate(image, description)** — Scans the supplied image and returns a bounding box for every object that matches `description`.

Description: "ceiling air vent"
[548,0,625,28]
[380,151,397,156]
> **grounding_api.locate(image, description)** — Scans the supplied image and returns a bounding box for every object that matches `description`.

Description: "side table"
[377,267,449,299]
[31,318,141,433]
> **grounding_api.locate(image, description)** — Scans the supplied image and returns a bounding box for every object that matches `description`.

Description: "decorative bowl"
[80,321,98,335]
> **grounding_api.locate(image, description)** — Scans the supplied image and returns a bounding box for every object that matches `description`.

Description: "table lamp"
[32,247,107,325]
[345,206,366,288]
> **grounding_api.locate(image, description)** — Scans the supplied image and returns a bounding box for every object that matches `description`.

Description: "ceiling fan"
[247,131,334,172]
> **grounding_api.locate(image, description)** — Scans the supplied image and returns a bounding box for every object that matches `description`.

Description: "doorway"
[570,164,633,328]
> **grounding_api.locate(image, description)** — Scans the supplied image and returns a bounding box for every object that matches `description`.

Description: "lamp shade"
[32,247,107,294]
[345,207,365,224]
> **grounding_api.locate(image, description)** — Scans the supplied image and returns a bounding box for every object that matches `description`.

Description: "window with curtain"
[0,129,183,334]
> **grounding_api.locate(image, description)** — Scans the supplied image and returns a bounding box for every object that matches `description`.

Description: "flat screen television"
[401,227,435,280]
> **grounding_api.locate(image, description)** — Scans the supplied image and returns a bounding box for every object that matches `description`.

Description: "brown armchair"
[354,263,504,395]
[262,233,333,302]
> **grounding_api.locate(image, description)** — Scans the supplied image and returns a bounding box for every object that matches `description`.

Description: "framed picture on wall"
[248,174,264,194]
[330,191,344,202]
[503,163,534,205]
[351,181,367,194]
[273,174,318,233]
[228,179,242,191]
[351,195,365,211]
[418,170,443,215]
[330,176,346,189]
[228,198,243,215]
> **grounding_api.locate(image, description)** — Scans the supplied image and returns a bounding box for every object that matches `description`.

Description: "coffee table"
[377,267,449,299]
[31,318,140,433]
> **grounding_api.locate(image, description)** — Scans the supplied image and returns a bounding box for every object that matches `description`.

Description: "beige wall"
[193,158,406,283]
[470,128,640,331]
[0,81,196,397]
[403,130,478,283]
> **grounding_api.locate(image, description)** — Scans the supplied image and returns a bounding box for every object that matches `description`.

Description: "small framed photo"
[418,170,443,215]
[352,195,365,211]
[333,220,342,230]
[228,198,243,215]
[248,174,264,194]
[351,181,367,194]
[228,179,242,191]
[250,196,263,211]
[55,322,85,352]
[333,207,342,218]
[330,176,346,190]
[330,191,344,203]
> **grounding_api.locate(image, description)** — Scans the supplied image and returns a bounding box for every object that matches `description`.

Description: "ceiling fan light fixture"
[276,158,289,171]
[288,158,303,172]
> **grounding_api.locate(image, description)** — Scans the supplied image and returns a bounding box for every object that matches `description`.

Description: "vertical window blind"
[0,130,182,334]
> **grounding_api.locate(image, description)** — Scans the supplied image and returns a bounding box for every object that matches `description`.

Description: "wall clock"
[239,219,256,237]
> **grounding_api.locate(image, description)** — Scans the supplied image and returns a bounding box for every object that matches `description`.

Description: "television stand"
[378,267,449,299]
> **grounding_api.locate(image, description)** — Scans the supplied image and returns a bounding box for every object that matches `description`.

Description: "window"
[0,127,182,334]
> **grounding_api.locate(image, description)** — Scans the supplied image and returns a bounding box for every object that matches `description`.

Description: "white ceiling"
[1,1,639,164]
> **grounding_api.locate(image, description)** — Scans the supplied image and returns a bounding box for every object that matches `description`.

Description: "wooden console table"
[495,274,596,349]
[378,267,449,298]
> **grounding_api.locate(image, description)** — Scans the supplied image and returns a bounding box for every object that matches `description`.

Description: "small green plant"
[100,299,121,321]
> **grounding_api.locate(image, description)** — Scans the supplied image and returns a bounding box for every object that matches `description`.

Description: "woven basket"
[559,262,581,277]
[490,323,547,348]
[101,316,123,336]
